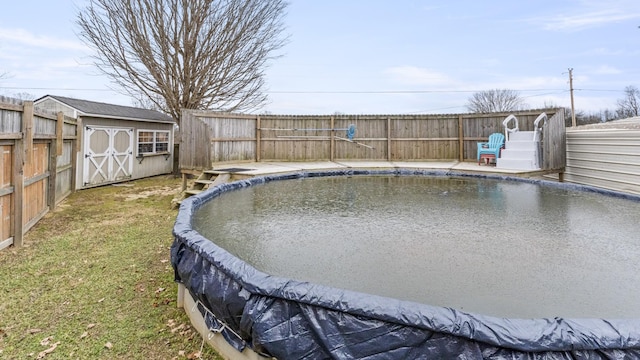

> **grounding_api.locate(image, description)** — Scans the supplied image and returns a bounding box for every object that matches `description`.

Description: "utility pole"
[568,68,576,127]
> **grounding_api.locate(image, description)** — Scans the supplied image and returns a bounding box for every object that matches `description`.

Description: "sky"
[0,0,639,115]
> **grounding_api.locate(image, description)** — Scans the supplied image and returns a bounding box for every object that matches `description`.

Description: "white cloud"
[573,95,619,112]
[0,28,87,51]
[468,75,568,93]
[513,76,569,89]
[590,65,622,75]
[544,10,640,31]
[384,66,456,87]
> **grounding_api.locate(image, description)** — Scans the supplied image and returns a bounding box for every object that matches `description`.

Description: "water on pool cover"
[192,176,640,319]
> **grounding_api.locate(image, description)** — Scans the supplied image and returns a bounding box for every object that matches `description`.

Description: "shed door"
[83,126,133,187]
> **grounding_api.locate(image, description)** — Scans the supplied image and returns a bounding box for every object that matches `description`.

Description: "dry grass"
[0,176,221,359]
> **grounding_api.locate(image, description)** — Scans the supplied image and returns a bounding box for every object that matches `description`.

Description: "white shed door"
[83,126,133,186]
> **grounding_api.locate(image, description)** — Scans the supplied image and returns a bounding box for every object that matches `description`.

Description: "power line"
[521,90,569,99]
[575,88,626,92]
[0,86,114,92]
[267,89,566,94]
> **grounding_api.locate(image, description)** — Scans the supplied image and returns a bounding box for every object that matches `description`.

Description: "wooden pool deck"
[180,161,561,199]
[207,160,559,179]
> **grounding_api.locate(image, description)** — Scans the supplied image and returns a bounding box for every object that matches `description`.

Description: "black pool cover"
[171,169,640,359]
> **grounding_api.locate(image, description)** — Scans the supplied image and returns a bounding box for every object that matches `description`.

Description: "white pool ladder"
[497,113,546,170]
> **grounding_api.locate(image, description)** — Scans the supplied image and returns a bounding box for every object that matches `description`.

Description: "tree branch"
[77,0,288,123]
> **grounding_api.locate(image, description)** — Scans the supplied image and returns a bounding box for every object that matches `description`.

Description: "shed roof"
[571,116,640,130]
[36,95,175,123]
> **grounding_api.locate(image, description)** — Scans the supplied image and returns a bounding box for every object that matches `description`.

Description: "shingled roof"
[37,95,174,123]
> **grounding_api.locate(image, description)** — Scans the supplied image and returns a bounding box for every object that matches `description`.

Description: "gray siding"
[566,127,640,195]
[35,98,77,118]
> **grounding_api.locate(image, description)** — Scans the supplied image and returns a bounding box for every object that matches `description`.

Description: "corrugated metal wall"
[566,122,640,195]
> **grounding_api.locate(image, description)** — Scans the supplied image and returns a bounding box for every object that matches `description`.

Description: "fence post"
[458,115,464,162]
[70,123,78,192]
[387,117,392,161]
[12,138,24,247]
[330,116,335,161]
[22,101,34,166]
[256,115,261,162]
[48,139,58,208]
[74,116,83,191]
[56,112,64,156]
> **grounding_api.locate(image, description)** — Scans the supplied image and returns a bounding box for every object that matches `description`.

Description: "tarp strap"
[192,299,245,340]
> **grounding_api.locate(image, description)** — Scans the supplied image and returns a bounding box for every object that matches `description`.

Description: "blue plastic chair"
[477,133,505,164]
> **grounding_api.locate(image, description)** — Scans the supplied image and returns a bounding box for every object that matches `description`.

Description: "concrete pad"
[265,161,349,171]
[452,161,529,175]
[392,161,458,170]
[207,161,549,178]
[333,161,397,169]
[213,162,302,176]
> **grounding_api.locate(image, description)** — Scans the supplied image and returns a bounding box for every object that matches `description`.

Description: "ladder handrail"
[533,113,547,141]
[502,114,519,141]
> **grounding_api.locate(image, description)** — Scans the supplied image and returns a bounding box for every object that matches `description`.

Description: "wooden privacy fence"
[0,97,77,250]
[180,109,564,172]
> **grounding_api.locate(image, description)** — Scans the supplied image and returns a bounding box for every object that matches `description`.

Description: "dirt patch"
[121,186,180,201]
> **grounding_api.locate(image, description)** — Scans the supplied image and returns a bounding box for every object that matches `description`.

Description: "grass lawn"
[0,176,222,359]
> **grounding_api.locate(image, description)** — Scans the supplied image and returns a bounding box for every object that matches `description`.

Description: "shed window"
[137,130,170,155]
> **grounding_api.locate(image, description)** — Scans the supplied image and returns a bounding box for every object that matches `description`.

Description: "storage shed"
[35,95,175,189]
[565,116,640,195]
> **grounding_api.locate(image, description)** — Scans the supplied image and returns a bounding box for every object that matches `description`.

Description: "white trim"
[80,113,174,124]
[83,126,134,187]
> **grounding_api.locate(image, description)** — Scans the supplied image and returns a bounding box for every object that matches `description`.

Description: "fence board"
[55,141,74,200]
[179,110,211,170]
[542,112,566,170]
[1,145,11,245]
[22,143,49,230]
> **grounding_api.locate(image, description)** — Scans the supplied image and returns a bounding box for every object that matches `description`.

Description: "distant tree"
[12,92,36,101]
[600,108,618,122]
[616,85,640,118]
[77,0,288,125]
[466,89,526,113]
[542,100,619,126]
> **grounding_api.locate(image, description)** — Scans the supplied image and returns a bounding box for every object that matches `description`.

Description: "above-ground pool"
[192,175,640,320]
[172,169,640,359]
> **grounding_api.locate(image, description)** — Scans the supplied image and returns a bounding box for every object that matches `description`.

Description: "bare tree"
[466,89,526,113]
[12,92,36,101]
[616,85,640,119]
[77,0,288,124]
[131,92,165,112]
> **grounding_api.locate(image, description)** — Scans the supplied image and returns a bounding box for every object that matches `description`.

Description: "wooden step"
[183,171,235,199]
[203,170,230,175]
[210,173,231,186]
[194,179,216,185]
